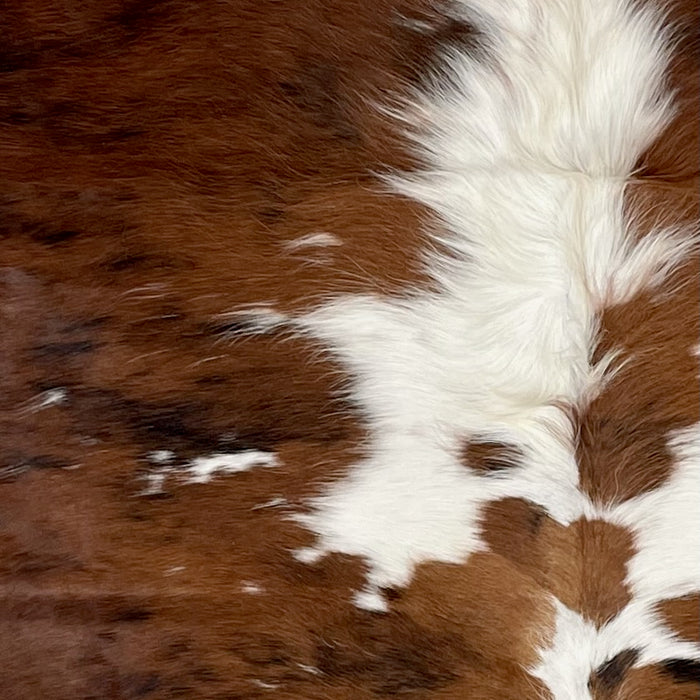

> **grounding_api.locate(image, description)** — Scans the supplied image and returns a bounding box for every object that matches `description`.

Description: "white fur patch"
[241,581,265,595]
[284,232,343,250]
[138,469,171,497]
[147,449,175,465]
[288,0,687,623]
[20,387,68,415]
[138,449,279,493]
[185,451,279,484]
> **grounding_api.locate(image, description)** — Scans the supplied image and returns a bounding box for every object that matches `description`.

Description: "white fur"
[284,232,343,250]
[216,306,288,335]
[147,449,175,465]
[19,387,68,415]
[138,450,279,494]
[138,469,171,497]
[185,451,279,484]
[290,0,687,619]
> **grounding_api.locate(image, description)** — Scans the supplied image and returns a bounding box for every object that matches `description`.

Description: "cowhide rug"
[1,0,698,698]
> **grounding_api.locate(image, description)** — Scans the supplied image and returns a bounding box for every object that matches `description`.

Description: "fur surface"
[0,0,698,697]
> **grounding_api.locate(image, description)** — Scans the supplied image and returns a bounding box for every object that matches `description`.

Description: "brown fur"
[481,501,635,626]
[655,595,700,645]
[576,255,700,505]
[461,439,525,474]
[615,663,700,700]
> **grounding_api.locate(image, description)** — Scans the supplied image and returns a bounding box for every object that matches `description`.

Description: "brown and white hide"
[0,0,698,698]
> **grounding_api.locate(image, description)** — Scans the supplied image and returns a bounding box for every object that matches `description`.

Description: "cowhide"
[1,0,698,698]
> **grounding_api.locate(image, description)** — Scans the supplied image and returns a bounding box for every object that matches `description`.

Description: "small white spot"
[40,388,68,407]
[217,306,288,334]
[147,450,175,465]
[138,470,170,496]
[241,581,264,595]
[166,566,186,575]
[292,547,325,565]
[296,663,321,675]
[185,450,279,484]
[79,436,100,446]
[251,680,279,690]
[353,587,388,613]
[1,463,30,479]
[284,232,343,250]
[137,451,177,496]
[20,387,68,414]
[393,15,435,33]
[251,496,288,510]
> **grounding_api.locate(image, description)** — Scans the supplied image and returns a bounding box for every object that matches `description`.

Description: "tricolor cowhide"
[1,0,698,698]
